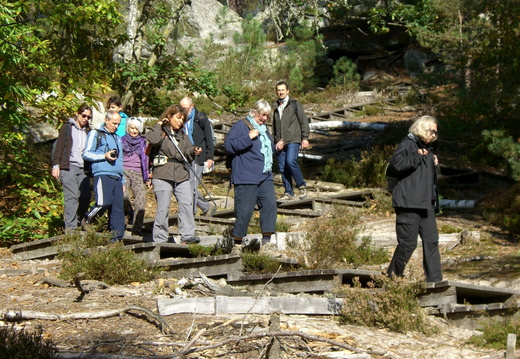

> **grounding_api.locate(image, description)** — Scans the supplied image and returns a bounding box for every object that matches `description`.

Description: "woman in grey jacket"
[386,115,442,283]
[146,105,201,244]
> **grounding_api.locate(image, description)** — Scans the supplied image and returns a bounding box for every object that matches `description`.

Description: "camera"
[109,148,119,159]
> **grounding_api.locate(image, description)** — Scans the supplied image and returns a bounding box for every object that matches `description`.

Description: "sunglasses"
[80,113,92,120]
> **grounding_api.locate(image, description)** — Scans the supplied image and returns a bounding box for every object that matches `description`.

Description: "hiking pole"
[224,177,232,209]
[164,130,217,206]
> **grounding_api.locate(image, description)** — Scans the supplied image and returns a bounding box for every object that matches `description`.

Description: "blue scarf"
[247,115,272,173]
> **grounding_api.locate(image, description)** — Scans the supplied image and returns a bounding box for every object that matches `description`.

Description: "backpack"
[225,119,255,170]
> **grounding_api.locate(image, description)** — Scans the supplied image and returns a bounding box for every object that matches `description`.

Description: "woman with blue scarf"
[224,100,277,250]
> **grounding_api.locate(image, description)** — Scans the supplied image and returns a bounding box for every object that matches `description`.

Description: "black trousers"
[387,207,443,283]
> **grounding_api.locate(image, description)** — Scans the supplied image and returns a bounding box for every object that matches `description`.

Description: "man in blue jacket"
[82,110,125,242]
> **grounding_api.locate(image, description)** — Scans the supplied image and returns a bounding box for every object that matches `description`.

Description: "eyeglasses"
[429,129,438,136]
[80,114,92,120]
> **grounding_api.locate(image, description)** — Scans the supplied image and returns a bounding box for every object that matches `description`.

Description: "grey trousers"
[152,178,195,242]
[387,207,443,283]
[60,165,91,230]
[189,162,210,215]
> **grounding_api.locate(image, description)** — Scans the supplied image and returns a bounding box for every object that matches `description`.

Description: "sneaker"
[279,193,294,201]
[204,204,217,217]
[242,237,260,253]
[181,236,201,245]
[81,219,95,233]
[298,186,307,199]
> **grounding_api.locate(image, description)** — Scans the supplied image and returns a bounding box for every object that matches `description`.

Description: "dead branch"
[181,330,386,357]
[37,276,71,288]
[174,328,207,358]
[1,306,172,335]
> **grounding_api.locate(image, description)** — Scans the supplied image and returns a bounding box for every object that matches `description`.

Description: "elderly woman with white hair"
[224,99,277,250]
[122,117,150,236]
[386,115,443,283]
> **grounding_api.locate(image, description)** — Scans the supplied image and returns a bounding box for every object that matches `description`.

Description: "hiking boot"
[298,186,307,199]
[81,219,95,233]
[242,237,260,253]
[204,204,217,217]
[181,236,201,245]
[279,193,294,201]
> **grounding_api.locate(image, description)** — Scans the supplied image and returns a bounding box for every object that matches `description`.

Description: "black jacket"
[388,134,438,210]
[191,108,214,165]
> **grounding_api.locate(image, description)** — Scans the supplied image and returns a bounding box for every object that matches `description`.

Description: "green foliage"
[188,244,228,257]
[242,253,296,274]
[280,27,325,92]
[339,276,437,335]
[481,183,520,237]
[482,130,520,181]
[0,325,57,359]
[58,232,155,285]
[321,145,395,189]
[0,138,63,246]
[331,57,360,92]
[468,318,520,350]
[289,206,388,269]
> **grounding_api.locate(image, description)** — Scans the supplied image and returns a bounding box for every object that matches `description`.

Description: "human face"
[425,123,438,144]
[254,112,269,126]
[127,123,140,137]
[169,112,185,131]
[104,114,121,133]
[76,110,91,128]
[276,84,289,100]
[180,100,193,117]
[108,103,122,112]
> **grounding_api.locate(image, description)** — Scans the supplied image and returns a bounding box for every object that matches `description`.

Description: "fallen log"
[1,306,172,334]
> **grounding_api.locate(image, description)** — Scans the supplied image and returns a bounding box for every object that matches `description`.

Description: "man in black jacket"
[180,97,216,216]
[386,115,442,283]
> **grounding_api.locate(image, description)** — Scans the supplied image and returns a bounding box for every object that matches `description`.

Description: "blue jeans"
[278,142,306,196]
[233,179,277,238]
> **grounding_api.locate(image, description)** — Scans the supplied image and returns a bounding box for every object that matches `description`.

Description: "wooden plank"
[154,253,243,279]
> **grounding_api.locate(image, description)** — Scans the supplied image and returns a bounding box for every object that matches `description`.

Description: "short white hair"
[126,117,144,134]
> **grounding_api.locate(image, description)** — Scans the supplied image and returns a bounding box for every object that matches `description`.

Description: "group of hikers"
[51,80,444,283]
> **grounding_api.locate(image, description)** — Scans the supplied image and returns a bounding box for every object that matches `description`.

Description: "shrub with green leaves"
[481,183,520,237]
[289,206,388,269]
[339,276,436,335]
[57,232,155,285]
[321,145,395,189]
[0,325,57,359]
[242,253,296,274]
[468,318,520,350]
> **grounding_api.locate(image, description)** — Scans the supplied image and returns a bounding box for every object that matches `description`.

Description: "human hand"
[418,148,429,156]
[301,139,309,149]
[51,168,60,180]
[194,146,202,156]
[433,155,438,166]
[206,159,214,169]
[249,129,259,139]
[276,139,284,151]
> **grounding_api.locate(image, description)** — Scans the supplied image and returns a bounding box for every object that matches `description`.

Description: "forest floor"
[1,91,519,358]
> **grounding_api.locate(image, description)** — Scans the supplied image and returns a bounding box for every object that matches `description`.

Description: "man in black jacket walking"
[180,97,216,216]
